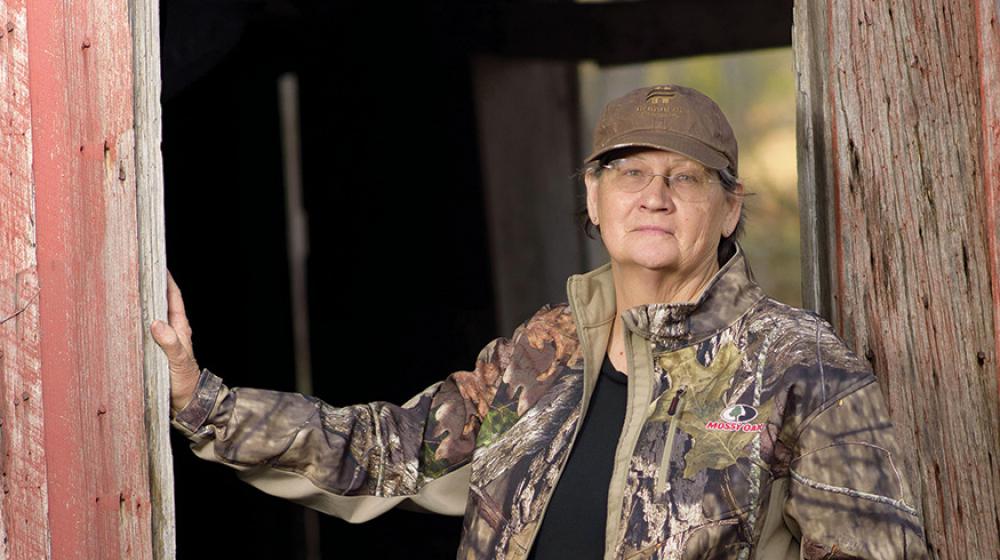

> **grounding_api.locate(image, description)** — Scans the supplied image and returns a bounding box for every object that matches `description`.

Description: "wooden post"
[0,0,161,557]
[130,0,176,557]
[793,1,1000,558]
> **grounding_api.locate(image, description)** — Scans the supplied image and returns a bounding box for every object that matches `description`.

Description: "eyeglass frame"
[598,158,723,195]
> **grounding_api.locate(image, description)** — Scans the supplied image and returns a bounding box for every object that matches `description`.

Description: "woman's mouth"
[634,226,673,234]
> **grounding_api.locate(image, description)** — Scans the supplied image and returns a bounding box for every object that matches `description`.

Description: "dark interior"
[160,1,791,557]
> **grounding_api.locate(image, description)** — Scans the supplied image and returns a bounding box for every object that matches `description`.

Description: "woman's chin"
[619,252,681,272]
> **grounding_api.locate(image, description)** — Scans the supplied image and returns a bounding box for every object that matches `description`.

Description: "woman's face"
[585,148,742,276]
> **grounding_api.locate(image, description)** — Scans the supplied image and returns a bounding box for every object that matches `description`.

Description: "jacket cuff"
[170,368,224,437]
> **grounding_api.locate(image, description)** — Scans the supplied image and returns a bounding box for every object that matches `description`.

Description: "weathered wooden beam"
[792,0,838,321]
[975,0,1000,403]
[794,1,1000,558]
[452,0,793,64]
[26,0,155,556]
[0,1,52,557]
[470,54,584,336]
[129,0,176,557]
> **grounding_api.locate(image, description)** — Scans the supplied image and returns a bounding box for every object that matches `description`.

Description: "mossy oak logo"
[706,404,764,433]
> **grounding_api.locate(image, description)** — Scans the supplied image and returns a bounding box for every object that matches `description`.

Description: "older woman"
[154,85,929,559]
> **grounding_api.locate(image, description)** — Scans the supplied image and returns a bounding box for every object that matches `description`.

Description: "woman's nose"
[639,176,676,211]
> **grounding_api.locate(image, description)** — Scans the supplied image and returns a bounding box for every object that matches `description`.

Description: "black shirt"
[526,353,628,559]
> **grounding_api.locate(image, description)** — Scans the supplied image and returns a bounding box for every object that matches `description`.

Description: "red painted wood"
[25,0,154,557]
[0,1,51,558]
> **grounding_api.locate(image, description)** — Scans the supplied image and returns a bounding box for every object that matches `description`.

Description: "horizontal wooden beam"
[442,0,794,64]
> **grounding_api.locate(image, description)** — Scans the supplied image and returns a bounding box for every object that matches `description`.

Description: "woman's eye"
[673,174,697,184]
[623,168,645,177]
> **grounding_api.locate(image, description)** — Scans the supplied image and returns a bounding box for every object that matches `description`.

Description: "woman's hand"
[150,269,202,413]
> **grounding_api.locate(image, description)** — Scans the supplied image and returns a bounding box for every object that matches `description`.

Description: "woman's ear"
[724,180,744,236]
[585,170,600,225]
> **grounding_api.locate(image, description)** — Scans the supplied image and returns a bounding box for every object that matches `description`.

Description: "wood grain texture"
[792,0,839,321]
[25,0,154,557]
[129,0,175,557]
[470,55,584,336]
[0,1,52,558]
[976,0,1000,405]
[796,1,1000,558]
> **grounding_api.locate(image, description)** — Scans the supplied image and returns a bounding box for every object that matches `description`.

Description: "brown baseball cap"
[584,85,738,175]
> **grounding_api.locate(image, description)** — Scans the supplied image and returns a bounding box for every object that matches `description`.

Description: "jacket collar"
[566,241,765,349]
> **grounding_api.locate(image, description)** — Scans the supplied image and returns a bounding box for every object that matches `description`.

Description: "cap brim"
[583,130,730,171]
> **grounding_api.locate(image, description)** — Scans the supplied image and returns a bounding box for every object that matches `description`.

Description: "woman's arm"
[768,312,931,560]
[782,377,929,558]
[168,324,523,522]
[155,268,545,522]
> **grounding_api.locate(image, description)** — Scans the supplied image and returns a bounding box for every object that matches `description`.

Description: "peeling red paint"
[23,0,155,556]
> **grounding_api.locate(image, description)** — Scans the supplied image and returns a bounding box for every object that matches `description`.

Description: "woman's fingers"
[165,269,193,340]
[151,269,202,411]
[151,319,187,363]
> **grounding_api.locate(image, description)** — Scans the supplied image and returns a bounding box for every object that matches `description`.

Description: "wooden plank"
[796,1,1000,558]
[792,0,838,320]
[455,0,794,65]
[976,0,1000,401]
[470,55,584,335]
[129,0,175,557]
[0,1,52,557]
[25,0,154,557]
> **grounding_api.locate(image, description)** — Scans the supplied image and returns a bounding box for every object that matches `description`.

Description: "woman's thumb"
[151,320,179,354]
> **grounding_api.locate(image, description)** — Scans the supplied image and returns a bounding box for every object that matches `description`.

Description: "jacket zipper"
[603,332,656,559]
[655,384,686,496]
[514,305,606,559]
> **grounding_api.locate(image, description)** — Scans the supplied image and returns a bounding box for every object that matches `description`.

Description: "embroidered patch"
[706,405,765,432]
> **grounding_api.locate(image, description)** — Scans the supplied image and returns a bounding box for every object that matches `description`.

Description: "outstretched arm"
[153,269,544,522]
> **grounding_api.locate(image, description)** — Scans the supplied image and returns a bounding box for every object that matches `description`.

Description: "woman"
[153,85,929,559]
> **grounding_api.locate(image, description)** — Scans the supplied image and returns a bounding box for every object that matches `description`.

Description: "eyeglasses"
[600,158,721,203]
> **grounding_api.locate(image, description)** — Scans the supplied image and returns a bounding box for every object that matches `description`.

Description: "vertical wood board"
[975,0,1000,403]
[471,55,584,335]
[793,0,839,321]
[25,0,154,557]
[0,0,51,557]
[128,0,175,557]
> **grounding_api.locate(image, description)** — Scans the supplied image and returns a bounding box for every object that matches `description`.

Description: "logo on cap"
[642,86,679,113]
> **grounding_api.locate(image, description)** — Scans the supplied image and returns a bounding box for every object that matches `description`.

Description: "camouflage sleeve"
[169,310,537,523]
[782,377,930,559]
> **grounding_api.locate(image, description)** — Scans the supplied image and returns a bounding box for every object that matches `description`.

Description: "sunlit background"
[579,47,802,307]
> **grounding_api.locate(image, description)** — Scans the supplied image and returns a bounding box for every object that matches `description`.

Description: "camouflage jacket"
[171,241,929,559]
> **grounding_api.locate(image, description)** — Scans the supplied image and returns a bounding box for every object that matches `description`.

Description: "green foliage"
[421,440,453,480]
[475,402,519,448]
